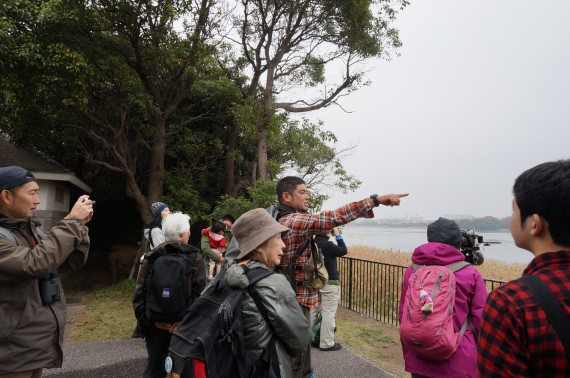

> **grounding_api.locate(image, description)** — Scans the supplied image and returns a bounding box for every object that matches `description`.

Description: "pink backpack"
[400,261,471,361]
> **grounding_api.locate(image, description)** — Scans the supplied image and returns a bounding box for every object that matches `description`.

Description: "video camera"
[460,229,499,266]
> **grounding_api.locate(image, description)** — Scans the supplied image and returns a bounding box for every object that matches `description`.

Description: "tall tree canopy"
[1,0,406,227]
[0,0,215,223]
[218,0,407,184]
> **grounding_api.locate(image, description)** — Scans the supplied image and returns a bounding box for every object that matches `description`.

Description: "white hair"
[161,212,191,241]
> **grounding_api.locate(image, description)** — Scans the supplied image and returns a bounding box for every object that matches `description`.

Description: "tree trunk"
[224,121,240,195]
[256,126,268,180]
[128,116,166,279]
[147,116,167,201]
[256,65,276,180]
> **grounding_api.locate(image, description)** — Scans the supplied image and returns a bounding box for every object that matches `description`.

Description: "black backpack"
[167,266,279,378]
[144,245,201,323]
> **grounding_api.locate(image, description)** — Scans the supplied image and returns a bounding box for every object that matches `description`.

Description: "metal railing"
[337,256,505,326]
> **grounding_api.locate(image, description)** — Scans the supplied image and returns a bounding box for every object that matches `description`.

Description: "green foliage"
[211,195,255,222]
[247,180,278,208]
[1,0,376,235]
[275,117,361,196]
[162,170,212,219]
[0,0,239,224]
[211,180,278,220]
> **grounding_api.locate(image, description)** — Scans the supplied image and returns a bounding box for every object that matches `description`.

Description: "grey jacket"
[0,216,90,373]
[226,261,309,378]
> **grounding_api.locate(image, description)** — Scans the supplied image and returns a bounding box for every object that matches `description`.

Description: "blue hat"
[151,201,169,218]
[0,166,37,191]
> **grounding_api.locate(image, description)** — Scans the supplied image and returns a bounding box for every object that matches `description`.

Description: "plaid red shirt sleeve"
[277,198,375,308]
[477,251,570,377]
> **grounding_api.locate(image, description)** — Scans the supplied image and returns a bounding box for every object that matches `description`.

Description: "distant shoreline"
[345,223,511,233]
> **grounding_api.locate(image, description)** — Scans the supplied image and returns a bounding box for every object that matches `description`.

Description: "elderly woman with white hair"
[133,212,206,378]
[226,208,309,378]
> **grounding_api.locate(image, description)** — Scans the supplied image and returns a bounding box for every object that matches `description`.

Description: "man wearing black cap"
[0,166,94,377]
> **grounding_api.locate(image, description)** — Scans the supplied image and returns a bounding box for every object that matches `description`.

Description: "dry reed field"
[337,245,530,323]
[346,245,528,282]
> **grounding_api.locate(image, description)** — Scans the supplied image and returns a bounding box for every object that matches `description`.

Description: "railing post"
[338,256,504,326]
[348,258,353,310]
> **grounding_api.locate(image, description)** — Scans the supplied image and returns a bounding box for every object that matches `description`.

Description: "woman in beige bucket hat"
[225,208,310,377]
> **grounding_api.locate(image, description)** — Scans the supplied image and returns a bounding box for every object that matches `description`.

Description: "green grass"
[335,313,403,376]
[337,318,397,348]
[71,279,137,341]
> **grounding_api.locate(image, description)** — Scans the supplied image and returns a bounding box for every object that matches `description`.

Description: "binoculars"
[39,273,62,305]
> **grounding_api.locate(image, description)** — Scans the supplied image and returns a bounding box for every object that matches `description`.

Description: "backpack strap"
[275,204,296,221]
[285,238,311,289]
[244,266,280,378]
[520,275,570,360]
[0,226,16,245]
[243,265,275,287]
[148,226,157,248]
[447,261,470,272]
[310,237,321,276]
[411,261,470,272]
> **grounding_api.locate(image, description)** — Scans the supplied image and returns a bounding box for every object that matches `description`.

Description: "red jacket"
[202,229,227,250]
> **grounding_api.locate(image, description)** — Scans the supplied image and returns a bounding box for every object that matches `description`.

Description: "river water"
[341,225,534,265]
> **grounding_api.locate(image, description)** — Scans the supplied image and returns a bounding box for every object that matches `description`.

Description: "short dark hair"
[276,176,305,204]
[513,159,570,247]
[211,220,226,234]
[221,214,235,224]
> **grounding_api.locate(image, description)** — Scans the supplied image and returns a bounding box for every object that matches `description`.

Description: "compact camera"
[83,198,95,207]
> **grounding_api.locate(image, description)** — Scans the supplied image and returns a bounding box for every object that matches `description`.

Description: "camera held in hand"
[460,229,500,266]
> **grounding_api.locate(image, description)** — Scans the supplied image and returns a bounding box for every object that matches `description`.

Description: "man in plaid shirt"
[275,176,408,378]
[477,159,570,377]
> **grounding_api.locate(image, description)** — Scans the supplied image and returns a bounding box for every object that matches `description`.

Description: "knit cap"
[151,201,169,218]
[427,217,462,249]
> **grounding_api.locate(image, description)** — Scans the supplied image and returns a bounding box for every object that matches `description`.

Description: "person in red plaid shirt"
[477,159,570,377]
[275,176,408,378]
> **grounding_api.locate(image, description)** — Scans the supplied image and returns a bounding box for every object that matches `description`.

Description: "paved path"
[44,338,394,377]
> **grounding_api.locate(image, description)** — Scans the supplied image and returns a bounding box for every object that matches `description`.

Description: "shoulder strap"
[0,226,16,245]
[294,238,311,261]
[520,275,570,360]
[35,226,45,240]
[244,266,275,287]
[447,261,470,272]
[285,238,311,289]
[275,204,296,221]
[310,237,322,275]
[410,261,470,272]
[245,267,280,377]
[148,226,157,248]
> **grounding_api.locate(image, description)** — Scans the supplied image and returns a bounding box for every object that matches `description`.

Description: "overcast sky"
[310,1,570,220]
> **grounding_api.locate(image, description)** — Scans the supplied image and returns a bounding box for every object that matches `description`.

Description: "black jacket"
[132,241,206,336]
[314,234,347,281]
